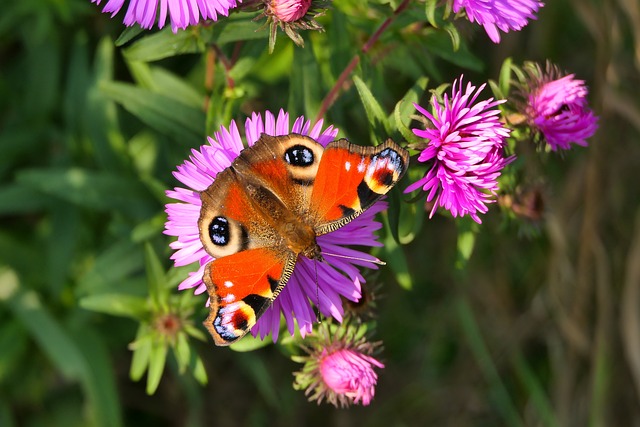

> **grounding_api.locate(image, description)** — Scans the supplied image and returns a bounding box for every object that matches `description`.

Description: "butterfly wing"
[202,248,296,345]
[309,139,410,234]
[232,133,325,217]
[198,134,326,345]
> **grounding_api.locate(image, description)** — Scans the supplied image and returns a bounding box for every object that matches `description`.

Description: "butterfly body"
[198,133,409,345]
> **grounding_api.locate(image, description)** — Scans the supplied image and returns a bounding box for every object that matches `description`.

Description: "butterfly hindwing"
[309,139,409,234]
[203,247,297,345]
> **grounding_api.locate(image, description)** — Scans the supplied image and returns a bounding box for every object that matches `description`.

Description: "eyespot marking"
[284,145,315,167]
[209,216,230,246]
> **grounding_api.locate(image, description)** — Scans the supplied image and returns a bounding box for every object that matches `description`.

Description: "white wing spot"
[223,294,236,303]
[224,281,234,288]
[344,161,351,171]
[357,159,366,173]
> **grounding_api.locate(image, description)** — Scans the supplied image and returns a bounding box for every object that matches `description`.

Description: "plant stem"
[315,0,411,122]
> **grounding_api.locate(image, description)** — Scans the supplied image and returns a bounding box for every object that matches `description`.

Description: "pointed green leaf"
[499,57,514,96]
[174,332,191,372]
[129,329,153,382]
[425,0,439,27]
[191,353,208,385]
[146,340,168,394]
[288,40,322,119]
[144,243,168,311]
[100,81,204,146]
[353,75,392,139]
[79,294,149,319]
[230,333,272,352]
[124,27,203,62]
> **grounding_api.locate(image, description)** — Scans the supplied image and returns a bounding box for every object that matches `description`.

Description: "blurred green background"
[1,0,639,426]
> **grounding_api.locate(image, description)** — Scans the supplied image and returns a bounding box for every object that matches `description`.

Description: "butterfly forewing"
[233,133,325,218]
[309,139,409,234]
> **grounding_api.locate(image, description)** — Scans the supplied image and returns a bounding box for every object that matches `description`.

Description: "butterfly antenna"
[314,260,321,324]
[322,252,387,266]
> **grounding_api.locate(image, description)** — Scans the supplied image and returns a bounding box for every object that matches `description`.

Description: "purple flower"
[452,0,544,43]
[405,76,513,224]
[269,0,312,22]
[319,349,383,406]
[91,0,239,32]
[165,110,386,342]
[526,71,598,151]
[293,321,384,407]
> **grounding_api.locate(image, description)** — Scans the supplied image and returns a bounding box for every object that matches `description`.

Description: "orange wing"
[309,139,410,234]
[203,247,296,346]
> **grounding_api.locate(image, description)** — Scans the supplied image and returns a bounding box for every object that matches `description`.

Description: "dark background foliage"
[1,0,639,426]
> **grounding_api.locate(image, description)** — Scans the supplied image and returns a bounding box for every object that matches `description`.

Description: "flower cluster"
[293,321,384,407]
[91,0,239,32]
[164,110,387,342]
[524,65,598,151]
[406,76,513,223]
[452,0,544,43]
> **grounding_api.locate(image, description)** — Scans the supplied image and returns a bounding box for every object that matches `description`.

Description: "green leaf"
[174,332,191,372]
[456,218,478,270]
[100,81,204,146]
[425,0,439,27]
[392,75,429,143]
[0,320,28,383]
[47,203,80,295]
[71,326,124,427]
[230,333,272,352]
[444,22,461,51]
[131,213,166,243]
[127,61,204,108]
[0,184,51,215]
[144,243,168,312]
[353,75,392,139]
[79,294,149,319]
[16,168,156,218]
[381,228,412,290]
[146,340,168,394]
[115,26,144,46]
[288,41,322,119]
[77,241,145,297]
[129,329,152,382]
[191,353,208,386]
[424,30,483,71]
[499,57,514,97]
[124,28,203,62]
[208,15,267,45]
[0,268,123,427]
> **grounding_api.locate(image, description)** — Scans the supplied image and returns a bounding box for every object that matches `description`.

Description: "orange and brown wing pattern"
[203,247,297,346]
[309,139,409,234]
[232,133,325,218]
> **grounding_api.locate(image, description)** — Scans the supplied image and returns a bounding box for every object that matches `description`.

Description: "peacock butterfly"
[198,133,409,345]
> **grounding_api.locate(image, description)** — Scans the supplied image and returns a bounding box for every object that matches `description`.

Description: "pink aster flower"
[525,68,598,151]
[293,321,384,407]
[165,109,386,342]
[269,0,311,22]
[452,0,544,43]
[405,76,513,224]
[319,349,383,406]
[91,0,239,32]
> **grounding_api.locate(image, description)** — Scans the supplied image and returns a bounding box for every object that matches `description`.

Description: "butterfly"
[198,133,409,345]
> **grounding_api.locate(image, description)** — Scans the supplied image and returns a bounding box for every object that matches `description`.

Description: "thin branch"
[315,0,411,122]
